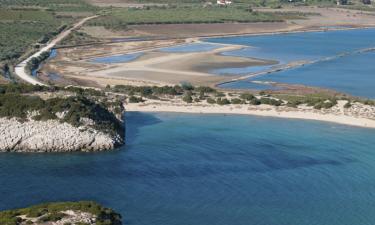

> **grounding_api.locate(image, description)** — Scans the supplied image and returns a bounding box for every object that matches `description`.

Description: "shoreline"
[126,103,375,129]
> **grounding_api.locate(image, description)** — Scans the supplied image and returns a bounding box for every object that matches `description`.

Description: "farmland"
[88,5,309,28]
[0,0,98,78]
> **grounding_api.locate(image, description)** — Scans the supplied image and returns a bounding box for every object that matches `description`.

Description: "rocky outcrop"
[0,201,122,225]
[0,118,124,152]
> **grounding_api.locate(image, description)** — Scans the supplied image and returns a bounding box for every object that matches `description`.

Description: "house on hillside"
[217,0,232,6]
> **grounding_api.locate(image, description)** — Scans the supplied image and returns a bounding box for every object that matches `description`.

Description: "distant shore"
[126,101,375,129]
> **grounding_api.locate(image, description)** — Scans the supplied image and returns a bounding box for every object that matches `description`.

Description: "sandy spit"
[126,103,375,129]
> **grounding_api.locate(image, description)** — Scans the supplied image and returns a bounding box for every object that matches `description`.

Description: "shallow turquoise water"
[1,112,375,225]
[91,53,142,64]
[207,29,375,98]
[160,42,221,53]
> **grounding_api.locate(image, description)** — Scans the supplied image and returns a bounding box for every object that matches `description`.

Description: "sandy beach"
[126,101,375,129]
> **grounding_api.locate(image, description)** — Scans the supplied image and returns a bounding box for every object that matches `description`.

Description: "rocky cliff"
[0,118,124,152]
[0,84,125,152]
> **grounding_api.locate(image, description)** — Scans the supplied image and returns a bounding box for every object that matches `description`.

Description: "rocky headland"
[0,117,123,152]
[0,84,125,152]
[0,201,122,225]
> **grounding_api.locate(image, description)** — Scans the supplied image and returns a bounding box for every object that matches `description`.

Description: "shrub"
[344,102,352,108]
[215,92,225,97]
[260,98,282,106]
[128,96,144,103]
[230,98,242,104]
[182,93,193,103]
[216,98,230,105]
[181,82,194,91]
[239,93,255,101]
[195,86,215,93]
[250,98,261,105]
[206,98,216,104]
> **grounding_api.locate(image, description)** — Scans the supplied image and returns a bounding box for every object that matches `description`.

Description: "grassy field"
[0,0,98,78]
[88,5,308,28]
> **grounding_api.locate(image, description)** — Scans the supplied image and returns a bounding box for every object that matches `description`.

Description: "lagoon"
[91,52,142,64]
[1,112,375,225]
[207,29,375,98]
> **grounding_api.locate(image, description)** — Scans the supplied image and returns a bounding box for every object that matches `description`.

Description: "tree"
[183,93,193,103]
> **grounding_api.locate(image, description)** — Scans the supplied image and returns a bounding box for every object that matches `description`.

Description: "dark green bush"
[259,98,282,106]
[206,98,216,104]
[230,98,243,104]
[128,96,144,103]
[250,98,261,105]
[217,98,230,105]
[239,93,255,101]
[182,93,193,103]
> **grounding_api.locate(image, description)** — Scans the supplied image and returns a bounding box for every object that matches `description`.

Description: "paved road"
[14,16,98,86]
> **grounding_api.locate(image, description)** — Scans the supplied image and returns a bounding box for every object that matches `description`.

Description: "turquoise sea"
[2,112,375,225]
[207,29,375,98]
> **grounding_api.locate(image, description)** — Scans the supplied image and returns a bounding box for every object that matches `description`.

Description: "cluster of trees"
[25,51,51,74]
[0,201,121,225]
[202,95,283,106]
[110,84,216,101]
[39,24,67,44]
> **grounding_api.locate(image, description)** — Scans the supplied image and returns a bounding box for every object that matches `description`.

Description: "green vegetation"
[0,0,97,12]
[129,95,144,103]
[216,97,231,105]
[183,92,193,103]
[0,0,98,78]
[59,30,100,46]
[274,93,339,109]
[0,83,124,136]
[115,0,337,7]
[88,5,308,28]
[0,201,122,225]
[26,51,50,74]
[111,84,186,96]
[207,98,216,104]
[114,84,350,110]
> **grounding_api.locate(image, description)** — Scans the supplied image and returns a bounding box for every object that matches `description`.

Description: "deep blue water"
[207,29,375,98]
[2,112,375,225]
[91,53,142,64]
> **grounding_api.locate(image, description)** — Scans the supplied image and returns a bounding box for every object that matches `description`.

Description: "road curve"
[14,16,98,86]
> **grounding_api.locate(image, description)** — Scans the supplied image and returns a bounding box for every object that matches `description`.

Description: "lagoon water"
[207,29,375,98]
[2,112,375,225]
[91,52,142,64]
[160,42,221,53]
